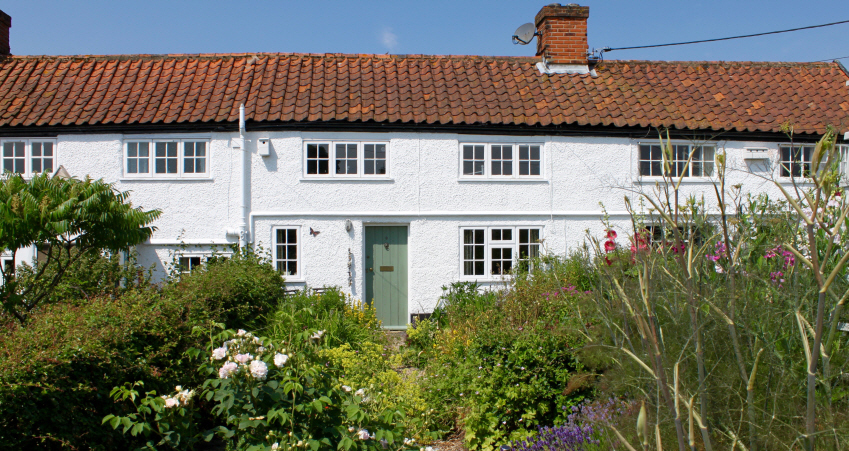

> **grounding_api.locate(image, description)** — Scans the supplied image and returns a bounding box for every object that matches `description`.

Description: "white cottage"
[1,5,848,328]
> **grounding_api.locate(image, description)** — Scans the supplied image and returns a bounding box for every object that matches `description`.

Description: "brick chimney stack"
[535,3,589,65]
[0,10,10,56]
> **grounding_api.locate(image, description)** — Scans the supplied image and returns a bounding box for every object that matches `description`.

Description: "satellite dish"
[512,23,536,45]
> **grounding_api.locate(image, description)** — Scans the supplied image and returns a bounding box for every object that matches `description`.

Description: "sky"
[2,0,849,63]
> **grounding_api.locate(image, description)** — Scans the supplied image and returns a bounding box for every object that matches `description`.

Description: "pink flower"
[218,362,238,379]
[606,229,617,239]
[604,240,616,252]
[234,353,252,364]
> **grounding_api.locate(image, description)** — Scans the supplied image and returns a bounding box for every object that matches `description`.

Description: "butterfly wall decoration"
[309,227,320,237]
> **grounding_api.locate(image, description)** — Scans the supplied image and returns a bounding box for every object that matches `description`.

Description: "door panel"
[365,226,408,328]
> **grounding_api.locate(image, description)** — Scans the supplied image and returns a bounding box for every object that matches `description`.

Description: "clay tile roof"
[0,53,847,135]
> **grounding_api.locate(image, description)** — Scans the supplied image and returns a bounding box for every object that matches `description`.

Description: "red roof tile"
[0,53,847,135]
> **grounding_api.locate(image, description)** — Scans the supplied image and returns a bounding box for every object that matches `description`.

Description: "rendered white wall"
[48,130,807,315]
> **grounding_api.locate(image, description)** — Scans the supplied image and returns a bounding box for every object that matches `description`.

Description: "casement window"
[639,143,715,177]
[178,255,202,273]
[124,140,208,177]
[0,257,12,283]
[779,144,815,178]
[304,141,389,178]
[461,226,542,278]
[840,145,849,185]
[460,143,542,178]
[273,227,300,278]
[1,139,55,176]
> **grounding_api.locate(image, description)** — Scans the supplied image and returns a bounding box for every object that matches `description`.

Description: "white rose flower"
[355,388,365,397]
[250,360,268,380]
[235,353,253,364]
[341,385,352,392]
[257,346,266,354]
[164,397,179,408]
[311,330,325,340]
[212,347,227,360]
[175,385,182,391]
[271,443,279,451]
[236,329,247,337]
[274,353,289,368]
[357,429,371,440]
[219,361,238,379]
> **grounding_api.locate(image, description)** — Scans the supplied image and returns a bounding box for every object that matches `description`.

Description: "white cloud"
[381,28,398,52]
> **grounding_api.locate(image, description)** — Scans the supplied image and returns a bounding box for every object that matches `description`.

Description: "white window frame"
[177,254,204,274]
[459,226,542,280]
[302,141,390,179]
[778,144,816,179]
[273,226,302,280]
[123,139,210,178]
[458,143,544,180]
[0,139,57,177]
[637,142,716,179]
[840,144,849,187]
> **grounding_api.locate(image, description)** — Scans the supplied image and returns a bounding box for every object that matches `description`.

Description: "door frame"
[362,222,410,330]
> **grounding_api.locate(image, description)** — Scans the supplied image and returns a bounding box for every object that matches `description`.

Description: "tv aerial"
[512,23,537,45]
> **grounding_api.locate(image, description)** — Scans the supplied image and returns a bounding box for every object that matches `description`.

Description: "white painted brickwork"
[50,131,798,315]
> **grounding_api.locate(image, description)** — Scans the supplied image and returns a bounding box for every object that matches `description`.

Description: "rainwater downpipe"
[227,104,249,248]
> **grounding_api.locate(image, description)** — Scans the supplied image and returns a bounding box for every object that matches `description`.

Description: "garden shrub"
[165,247,284,331]
[107,328,430,450]
[319,342,436,441]
[0,290,210,451]
[267,288,382,348]
[14,248,154,306]
[416,254,595,451]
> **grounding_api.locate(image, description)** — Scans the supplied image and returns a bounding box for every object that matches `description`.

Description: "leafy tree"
[0,173,160,323]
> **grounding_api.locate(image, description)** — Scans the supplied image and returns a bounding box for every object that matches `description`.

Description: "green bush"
[14,248,154,306]
[165,247,284,331]
[415,255,594,451]
[108,328,429,450]
[0,290,210,450]
[266,287,382,348]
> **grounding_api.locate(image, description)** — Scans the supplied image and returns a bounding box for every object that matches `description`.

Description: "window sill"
[457,178,548,183]
[299,177,394,183]
[120,176,214,182]
[634,177,715,184]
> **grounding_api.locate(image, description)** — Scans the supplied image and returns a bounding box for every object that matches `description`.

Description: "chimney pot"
[535,4,589,66]
[0,9,10,56]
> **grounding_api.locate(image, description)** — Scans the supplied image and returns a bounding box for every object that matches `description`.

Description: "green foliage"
[0,290,210,451]
[580,129,849,450]
[267,287,383,348]
[0,173,160,322]
[319,342,436,441]
[108,329,428,451]
[15,248,154,305]
[165,247,283,331]
[414,255,594,451]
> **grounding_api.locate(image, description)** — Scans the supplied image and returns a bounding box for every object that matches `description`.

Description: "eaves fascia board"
[0,120,828,143]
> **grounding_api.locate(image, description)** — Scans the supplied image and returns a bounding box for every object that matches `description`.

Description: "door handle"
[368,267,373,272]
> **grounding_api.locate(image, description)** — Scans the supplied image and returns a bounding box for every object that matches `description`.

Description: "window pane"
[462,145,485,176]
[363,143,386,176]
[275,228,298,276]
[519,145,541,176]
[32,142,42,157]
[307,143,330,175]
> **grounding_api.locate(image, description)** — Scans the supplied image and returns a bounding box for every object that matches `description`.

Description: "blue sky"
[3,0,849,62]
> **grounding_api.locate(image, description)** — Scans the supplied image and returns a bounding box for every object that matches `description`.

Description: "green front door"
[365,226,408,329]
